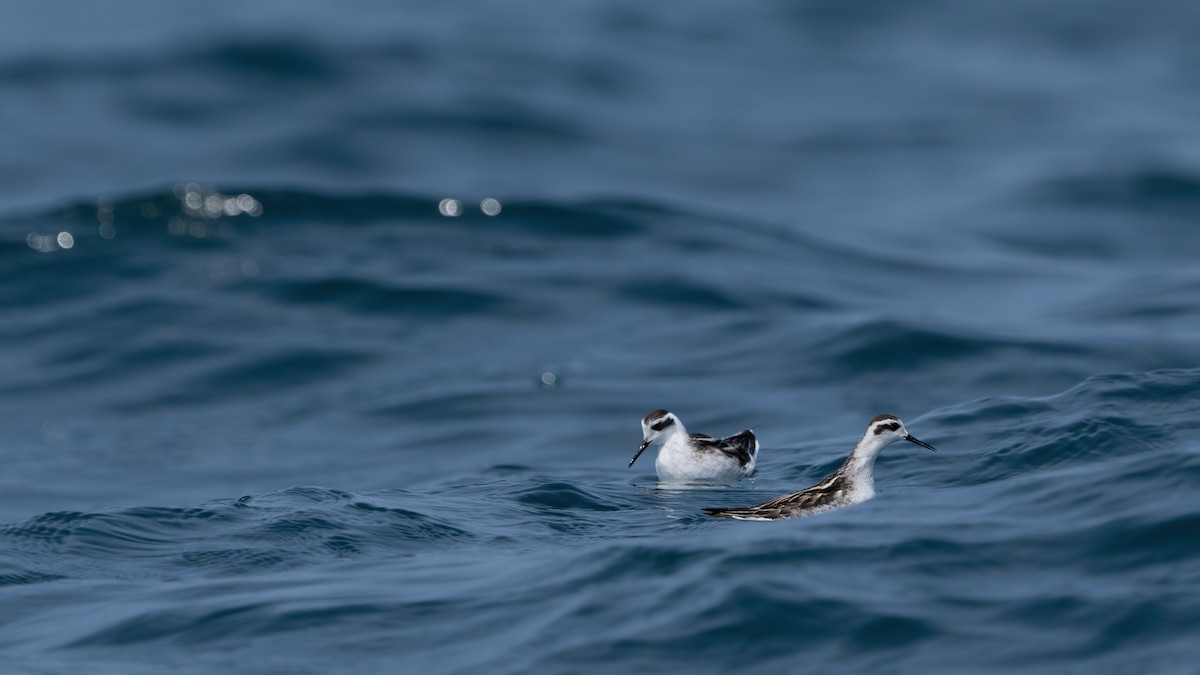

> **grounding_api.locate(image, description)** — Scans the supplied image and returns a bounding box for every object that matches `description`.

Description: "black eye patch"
[651,417,675,431]
[873,422,901,435]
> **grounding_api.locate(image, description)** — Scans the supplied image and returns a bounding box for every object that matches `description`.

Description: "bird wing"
[703,473,848,520]
[689,430,758,468]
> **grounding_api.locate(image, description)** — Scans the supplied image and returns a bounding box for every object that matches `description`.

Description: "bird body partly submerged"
[630,409,757,483]
[703,414,933,520]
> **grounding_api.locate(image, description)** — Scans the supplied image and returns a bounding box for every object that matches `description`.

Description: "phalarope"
[703,414,934,520]
[628,409,758,482]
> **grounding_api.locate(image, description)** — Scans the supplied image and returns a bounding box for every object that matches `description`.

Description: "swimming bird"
[702,414,934,520]
[629,409,758,482]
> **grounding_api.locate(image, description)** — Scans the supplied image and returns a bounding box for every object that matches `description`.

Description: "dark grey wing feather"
[703,473,849,520]
[688,430,758,469]
[702,506,783,520]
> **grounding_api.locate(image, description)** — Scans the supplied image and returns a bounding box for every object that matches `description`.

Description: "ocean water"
[3,2,1200,673]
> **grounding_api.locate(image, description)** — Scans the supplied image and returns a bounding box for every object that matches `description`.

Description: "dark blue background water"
[3,2,1199,673]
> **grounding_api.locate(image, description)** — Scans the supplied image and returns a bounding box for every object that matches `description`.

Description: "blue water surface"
[3,2,1200,673]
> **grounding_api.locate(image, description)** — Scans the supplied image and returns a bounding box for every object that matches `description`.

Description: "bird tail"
[703,505,781,520]
[731,430,758,457]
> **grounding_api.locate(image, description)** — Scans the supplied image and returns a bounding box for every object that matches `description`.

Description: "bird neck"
[839,433,889,483]
[659,422,689,447]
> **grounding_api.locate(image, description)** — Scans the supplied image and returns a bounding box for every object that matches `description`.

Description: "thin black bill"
[629,439,651,467]
[905,434,936,452]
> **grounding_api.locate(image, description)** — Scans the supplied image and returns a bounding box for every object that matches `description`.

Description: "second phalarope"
[703,414,934,520]
[628,409,758,482]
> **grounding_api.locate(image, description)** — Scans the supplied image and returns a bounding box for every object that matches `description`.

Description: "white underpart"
[652,421,755,483]
[837,428,898,504]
